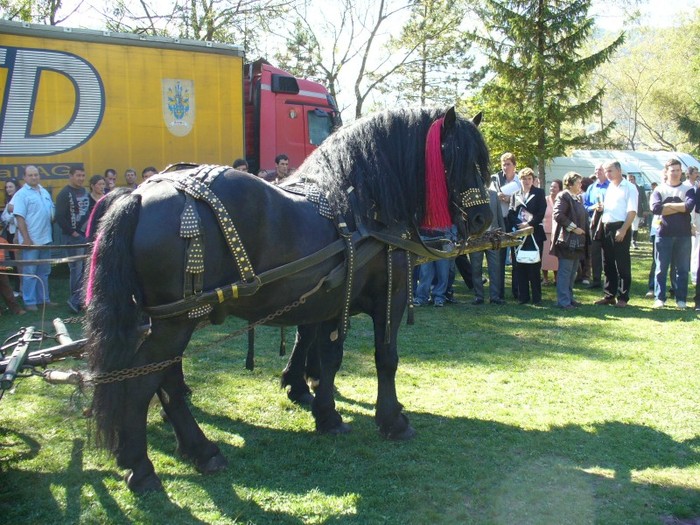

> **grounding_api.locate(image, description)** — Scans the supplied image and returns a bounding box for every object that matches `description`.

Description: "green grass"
[0,240,699,524]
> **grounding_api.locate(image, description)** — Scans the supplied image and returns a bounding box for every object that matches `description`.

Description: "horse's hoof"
[125,470,164,493]
[196,453,228,474]
[318,421,352,435]
[387,424,416,441]
[327,422,352,435]
[288,391,314,406]
[379,414,417,440]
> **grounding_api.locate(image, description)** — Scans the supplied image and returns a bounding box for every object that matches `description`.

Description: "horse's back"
[130,169,341,312]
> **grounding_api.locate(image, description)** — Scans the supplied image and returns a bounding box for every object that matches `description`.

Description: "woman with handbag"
[542,179,562,285]
[551,172,589,309]
[509,167,547,305]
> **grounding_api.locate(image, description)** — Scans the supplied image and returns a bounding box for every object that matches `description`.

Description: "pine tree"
[470,0,623,177]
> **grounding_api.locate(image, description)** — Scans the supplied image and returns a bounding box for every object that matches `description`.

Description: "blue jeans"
[556,257,578,307]
[21,246,51,306]
[61,233,86,307]
[470,249,502,301]
[655,236,691,302]
[416,259,450,304]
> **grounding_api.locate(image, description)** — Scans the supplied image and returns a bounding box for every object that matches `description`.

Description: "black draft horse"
[85,107,492,492]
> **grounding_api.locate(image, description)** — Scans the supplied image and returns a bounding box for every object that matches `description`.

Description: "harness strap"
[151,167,256,284]
[336,217,355,342]
[143,234,355,319]
[385,246,393,344]
[322,236,385,291]
[406,251,415,325]
[180,194,204,297]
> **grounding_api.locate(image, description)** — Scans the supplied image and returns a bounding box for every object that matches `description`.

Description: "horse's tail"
[85,193,144,452]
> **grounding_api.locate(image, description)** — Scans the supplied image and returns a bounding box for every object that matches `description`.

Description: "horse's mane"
[296,107,490,227]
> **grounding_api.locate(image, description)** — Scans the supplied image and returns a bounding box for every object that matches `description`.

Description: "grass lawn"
[0,238,698,524]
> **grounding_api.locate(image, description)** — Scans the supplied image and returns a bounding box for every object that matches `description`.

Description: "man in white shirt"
[490,152,520,301]
[11,165,55,310]
[594,161,638,308]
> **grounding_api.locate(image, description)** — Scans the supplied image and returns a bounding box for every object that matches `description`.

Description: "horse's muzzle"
[458,188,492,237]
[467,209,491,236]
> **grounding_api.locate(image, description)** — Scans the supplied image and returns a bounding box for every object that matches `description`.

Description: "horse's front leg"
[372,273,415,440]
[309,321,350,434]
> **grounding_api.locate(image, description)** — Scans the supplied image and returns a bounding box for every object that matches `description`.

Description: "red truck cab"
[244,59,341,174]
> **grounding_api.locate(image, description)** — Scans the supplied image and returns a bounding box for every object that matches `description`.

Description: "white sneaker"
[645,291,654,298]
[653,299,665,309]
[676,301,687,309]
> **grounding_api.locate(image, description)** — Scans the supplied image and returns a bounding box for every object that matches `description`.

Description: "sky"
[592,0,699,30]
[59,0,700,33]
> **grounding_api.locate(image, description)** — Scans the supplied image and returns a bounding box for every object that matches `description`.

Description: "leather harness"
[139,165,483,341]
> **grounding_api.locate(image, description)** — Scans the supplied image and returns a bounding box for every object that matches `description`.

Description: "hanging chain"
[89,357,183,384]
[208,277,326,347]
[86,278,327,383]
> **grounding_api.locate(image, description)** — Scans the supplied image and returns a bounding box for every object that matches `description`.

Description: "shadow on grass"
[1,369,699,523]
[114,402,700,524]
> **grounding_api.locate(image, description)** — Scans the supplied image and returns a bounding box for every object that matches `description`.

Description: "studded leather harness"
[139,164,488,342]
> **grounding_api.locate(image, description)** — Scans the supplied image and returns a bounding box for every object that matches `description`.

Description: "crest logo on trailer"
[162,79,195,137]
[0,46,105,156]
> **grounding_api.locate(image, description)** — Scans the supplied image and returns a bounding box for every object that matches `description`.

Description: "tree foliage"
[0,0,81,24]
[98,0,295,55]
[469,0,623,176]
[377,0,485,107]
[274,0,413,119]
[672,11,700,153]
[0,0,33,21]
[593,12,700,154]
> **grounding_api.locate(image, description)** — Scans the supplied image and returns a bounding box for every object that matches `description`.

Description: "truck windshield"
[308,109,333,145]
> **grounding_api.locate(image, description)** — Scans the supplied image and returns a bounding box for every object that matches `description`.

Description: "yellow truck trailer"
[0,20,340,198]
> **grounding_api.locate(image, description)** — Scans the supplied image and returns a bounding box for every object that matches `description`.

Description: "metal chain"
[86,278,326,383]
[89,356,183,384]
[209,278,324,347]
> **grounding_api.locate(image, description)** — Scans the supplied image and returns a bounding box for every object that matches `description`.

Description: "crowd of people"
[3,151,698,317]
[0,155,295,317]
[0,165,156,315]
[414,152,700,312]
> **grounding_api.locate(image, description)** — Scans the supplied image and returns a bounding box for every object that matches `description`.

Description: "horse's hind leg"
[113,318,198,492]
[157,361,227,474]
[115,376,163,493]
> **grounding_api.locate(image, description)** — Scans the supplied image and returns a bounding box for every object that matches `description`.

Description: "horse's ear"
[472,112,483,127]
[443,106,457,130]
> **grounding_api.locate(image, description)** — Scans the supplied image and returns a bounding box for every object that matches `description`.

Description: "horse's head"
[438,107,493,240]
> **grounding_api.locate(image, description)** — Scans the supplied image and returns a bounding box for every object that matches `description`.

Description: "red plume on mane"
[421,116,451,229]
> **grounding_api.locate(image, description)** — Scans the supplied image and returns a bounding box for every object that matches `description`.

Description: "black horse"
[85,107,492,492]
